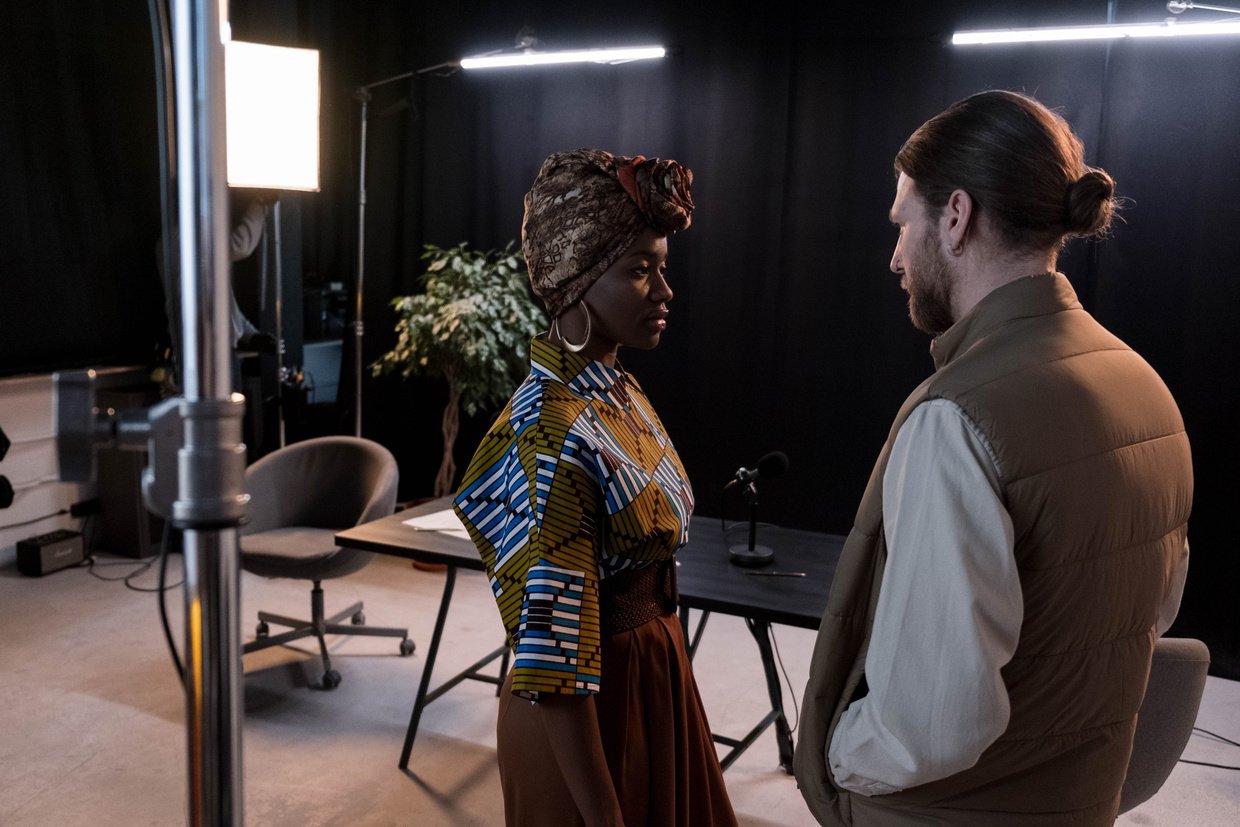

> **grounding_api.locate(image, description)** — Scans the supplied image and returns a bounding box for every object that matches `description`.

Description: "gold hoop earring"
[553,302,592,353]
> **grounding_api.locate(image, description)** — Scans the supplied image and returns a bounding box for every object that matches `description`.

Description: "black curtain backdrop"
[3,0,1237,677]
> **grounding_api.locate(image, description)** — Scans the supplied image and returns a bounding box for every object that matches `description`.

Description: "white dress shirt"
[828,398,1188,796]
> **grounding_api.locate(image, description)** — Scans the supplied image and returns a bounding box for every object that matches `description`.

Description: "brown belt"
[599,559,678,635]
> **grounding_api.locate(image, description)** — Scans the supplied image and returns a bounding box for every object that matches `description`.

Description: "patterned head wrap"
[522,148,694,318]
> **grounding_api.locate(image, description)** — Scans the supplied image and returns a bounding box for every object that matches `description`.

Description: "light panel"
[225,41,320,191]
[460,46,665,70]
[953,19,1240,44]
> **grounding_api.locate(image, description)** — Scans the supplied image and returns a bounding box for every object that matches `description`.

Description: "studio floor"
[2,549,1237,826]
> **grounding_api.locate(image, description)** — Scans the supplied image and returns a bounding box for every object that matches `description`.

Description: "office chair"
[1118,636,1210,814]
[240,436,415,689]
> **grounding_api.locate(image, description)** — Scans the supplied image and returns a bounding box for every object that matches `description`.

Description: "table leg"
[398,565,456,769]
[745,617,795,774]
[678,606,711,660]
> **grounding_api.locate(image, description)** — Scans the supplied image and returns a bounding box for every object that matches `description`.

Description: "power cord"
[156,522,186,687]
[84,555,154,583]
[1,509,71,532]
[769,625,800,731]
[1178,726,1240,771]
[76,519,185,687]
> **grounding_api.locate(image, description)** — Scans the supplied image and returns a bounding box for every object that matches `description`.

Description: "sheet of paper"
[401,508,471,540]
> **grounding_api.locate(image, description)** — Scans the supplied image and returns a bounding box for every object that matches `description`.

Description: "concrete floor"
[2,549,1238,826]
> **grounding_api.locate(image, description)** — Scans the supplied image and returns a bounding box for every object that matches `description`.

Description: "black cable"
[1175,726,1240,771]
[157,522,186,686]
[144,0,184,692]
[1177,759,1240,771]
[147,0,176,297]
[81,513,100,554]
[86,557,154,582]
[1,509,70,531]
[769,626,800,731]
[1193,726,1240,748]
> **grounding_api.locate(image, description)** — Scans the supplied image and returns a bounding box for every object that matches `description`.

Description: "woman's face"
[578,227,673,362]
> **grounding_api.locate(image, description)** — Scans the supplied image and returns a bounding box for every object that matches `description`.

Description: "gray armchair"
[240,436,414,689]
[1119,637,1210,814]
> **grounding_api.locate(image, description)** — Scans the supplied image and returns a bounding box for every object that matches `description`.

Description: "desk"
[677,522,842,773]
[337,499,843,773]
[336,498,509,770]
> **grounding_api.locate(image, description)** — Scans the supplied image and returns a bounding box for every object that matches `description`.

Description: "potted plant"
[373,242,546,496]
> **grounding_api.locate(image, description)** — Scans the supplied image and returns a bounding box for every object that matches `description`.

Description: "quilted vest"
[795,274,1193,826]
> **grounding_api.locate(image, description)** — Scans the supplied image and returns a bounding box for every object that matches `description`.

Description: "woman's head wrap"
[522,148,694,318]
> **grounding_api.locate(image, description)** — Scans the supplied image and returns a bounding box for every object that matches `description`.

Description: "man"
[794,90,1193,826]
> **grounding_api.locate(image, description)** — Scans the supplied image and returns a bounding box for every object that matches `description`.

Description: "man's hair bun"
[1064,168,1117,237]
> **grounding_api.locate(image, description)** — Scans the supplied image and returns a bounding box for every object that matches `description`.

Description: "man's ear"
[942,189,974,255]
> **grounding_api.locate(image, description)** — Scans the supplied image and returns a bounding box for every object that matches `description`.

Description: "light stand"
[58,2,249,823]
[729,481,776,568]
[350,35,668,437]
[268,199,287,447]
[225,39,319,450]
[350,62,457,438]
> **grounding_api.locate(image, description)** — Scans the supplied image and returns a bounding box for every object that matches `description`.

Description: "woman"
[454,149,737,827]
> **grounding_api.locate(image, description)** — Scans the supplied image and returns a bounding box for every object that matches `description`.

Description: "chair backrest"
[1118,636,1210,814]
[242,436,399,534]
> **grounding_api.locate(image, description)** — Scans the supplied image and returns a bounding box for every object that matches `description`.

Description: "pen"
[744,571,806,577]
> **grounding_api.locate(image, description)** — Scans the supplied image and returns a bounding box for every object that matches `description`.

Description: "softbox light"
[225,40,320,191]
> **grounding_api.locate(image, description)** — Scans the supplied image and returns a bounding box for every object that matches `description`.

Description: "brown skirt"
[496,612,738,826]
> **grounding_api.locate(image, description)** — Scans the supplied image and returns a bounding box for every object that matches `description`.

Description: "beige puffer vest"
[795,274,1193,826]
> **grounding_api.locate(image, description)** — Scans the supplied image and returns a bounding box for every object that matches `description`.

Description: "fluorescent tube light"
[225,41,321,191]
[953,19,1240,44]
[460,46,666,69]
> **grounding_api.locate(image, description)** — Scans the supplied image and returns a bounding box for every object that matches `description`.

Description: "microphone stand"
[729,481,775,567]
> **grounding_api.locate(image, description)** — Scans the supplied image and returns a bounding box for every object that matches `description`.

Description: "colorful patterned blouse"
[453,337,694,696]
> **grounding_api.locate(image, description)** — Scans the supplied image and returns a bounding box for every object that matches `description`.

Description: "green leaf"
[373,240,546,415]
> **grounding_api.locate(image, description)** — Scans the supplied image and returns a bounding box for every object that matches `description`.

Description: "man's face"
[889,172,955,336]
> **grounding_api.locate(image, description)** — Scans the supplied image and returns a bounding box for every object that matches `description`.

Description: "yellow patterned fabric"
[454,337,694,696]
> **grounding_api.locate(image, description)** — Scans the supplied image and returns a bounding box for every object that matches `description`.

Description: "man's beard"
[906,232,956,336]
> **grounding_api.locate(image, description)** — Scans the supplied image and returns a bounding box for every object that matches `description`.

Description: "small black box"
[17,529,86,576]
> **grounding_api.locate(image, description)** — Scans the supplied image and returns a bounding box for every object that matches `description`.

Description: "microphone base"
[728,544,775,568]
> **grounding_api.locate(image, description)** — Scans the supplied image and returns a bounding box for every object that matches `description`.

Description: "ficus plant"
[372,242,546,496]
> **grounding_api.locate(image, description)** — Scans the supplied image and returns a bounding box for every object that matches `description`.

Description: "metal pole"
[350,63,457,439]
[353,95,368,438]
[273,199,285,447]
[173,0,247,823]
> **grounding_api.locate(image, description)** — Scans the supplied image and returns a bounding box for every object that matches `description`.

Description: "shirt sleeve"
[508,422,604,696]
[229,199,266,262]
[829,398,1022,796]
[454,398,605,698]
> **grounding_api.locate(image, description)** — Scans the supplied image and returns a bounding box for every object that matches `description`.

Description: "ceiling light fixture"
[953,1,1240,45]
[459,45,666,70]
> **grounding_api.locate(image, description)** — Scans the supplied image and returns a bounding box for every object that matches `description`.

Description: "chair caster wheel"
[400,638,416,656]
[256,621,269,638]
[351,611,366,625]
[322,669,342,690]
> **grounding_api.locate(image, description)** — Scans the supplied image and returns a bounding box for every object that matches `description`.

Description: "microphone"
[727,451,789,488]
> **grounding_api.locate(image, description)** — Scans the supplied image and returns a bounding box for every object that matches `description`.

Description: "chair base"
[243,581,415,689]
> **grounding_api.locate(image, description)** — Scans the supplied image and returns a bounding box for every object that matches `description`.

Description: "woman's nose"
[652,272,673,303]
